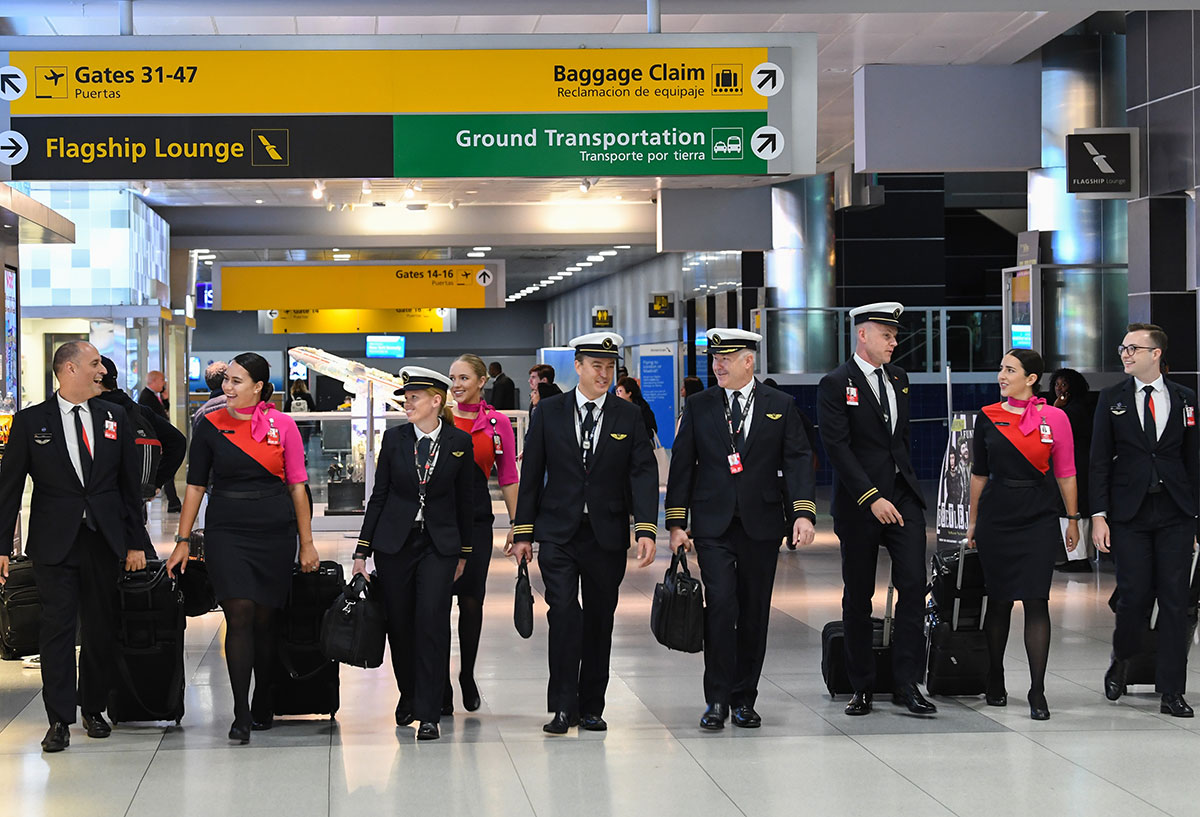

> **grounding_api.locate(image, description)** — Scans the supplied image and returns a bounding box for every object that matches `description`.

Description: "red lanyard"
[721,385,755,452]
[414,428,442,511]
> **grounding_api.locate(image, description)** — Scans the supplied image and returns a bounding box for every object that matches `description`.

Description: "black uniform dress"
[971,403,1074,601]
[186,409,300,607]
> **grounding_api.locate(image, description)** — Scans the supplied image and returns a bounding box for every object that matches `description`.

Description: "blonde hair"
[429,387,456,425]
[454,353,489,381]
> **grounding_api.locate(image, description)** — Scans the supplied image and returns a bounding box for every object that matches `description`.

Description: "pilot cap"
[849,301,904,327]
[569,332,623,359]
[395,366,452,395]
[706,328,762,354]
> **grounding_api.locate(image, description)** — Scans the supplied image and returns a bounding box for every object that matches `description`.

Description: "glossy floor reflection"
[3,495,1198,817]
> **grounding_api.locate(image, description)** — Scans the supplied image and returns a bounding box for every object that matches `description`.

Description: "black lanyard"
[576,401,603,450]
[414,427,442,512]
[722,385,755,452]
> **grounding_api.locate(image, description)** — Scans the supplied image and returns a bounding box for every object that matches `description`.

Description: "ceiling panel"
[612,14,703,33]
[770,13,861,37]
[376,15,459,34]
[295,16,378,35]
[45,16,118,36]
[690,14,786,33]
[212,16,297,35]
[134,16,217,35]
[533,15,622,34]
[453,15,539,34]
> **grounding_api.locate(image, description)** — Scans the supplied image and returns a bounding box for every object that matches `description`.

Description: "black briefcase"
[650,550,704,653]
[930,541,987,631]
[177,529,218,617]
[320,572,386,669]
[514,557,534,639]
[821,585,895,697]
[0,556,40,660]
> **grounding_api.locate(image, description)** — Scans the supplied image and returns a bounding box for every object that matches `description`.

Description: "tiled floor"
[3,494,1199,817]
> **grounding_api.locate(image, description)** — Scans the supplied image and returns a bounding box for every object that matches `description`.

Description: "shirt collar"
[576,388,607,411]
[56,392,90,415]
[854,354,886,378]
[414,419,443,441]
[1134,374,1166,394]
[724,379,755,402]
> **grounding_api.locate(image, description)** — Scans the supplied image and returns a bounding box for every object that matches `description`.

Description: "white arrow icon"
[0,131,29,166]
[475,268,494,286]
[751,62,785,97]
[0,67,26,102]
[750,126,784,161]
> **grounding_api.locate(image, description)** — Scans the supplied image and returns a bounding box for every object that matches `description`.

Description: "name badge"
[1186,405,1195,427]
[266,420,280,446]
[727,452,743,474]
[846,386,859,406]
[1039,421,1053,444]
[493,434,504,455]
[104,419,118,440]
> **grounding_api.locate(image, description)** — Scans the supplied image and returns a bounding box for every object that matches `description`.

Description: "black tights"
[445,595,484,705]
[222,598,278,724]
[984,599,1051,699]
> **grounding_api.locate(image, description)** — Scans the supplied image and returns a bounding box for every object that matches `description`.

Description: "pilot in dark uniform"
[509,332,659,734]
[818,303,936,717]
[1092,323,1200,717]
[666,328,816,730]
[0,341,148,752]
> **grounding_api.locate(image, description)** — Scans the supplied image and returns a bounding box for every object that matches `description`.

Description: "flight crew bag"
[650,550,704,653]
[320,572,386,669]
[1110,546,1200,688]
[925,540,990,696]
[514,557,534,639]
[929,540,988,631]
[109,560,186,724]
[0,556,40,660]
[176,528,218,617]
[273,560,343,718]
[821,585,895,697]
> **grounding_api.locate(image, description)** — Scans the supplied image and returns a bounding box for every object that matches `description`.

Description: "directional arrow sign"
[752,62,785,97]
[476,268,494,286]
[751,125,784,161]
[0,131,29,166]
[0,66,26,101]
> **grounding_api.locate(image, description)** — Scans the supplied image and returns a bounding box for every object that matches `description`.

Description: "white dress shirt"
[723,379,756,439]
[413,419,442,522]
[1134,374,1170,440]
[56,392,92,487]
[854,353,897,433]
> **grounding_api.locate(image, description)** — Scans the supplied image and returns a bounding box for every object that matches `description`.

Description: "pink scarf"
[1006,395,1046,435]
[249,401,276,442]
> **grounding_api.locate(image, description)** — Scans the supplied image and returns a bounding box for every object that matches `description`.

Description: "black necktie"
[417,435,432,465]
[581,401,597,470]
[1143,385,1161,490]
[72,405,92,485]
[874,368,891,433]
[730,392,744,452]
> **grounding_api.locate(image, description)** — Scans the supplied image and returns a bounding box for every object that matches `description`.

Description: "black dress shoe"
[579,713,607,732]
[731,705,762,728]
[82,711,111,739]
[893,684,938,715]
[542,711,580,734]
[228,720,251,744]
[441,702,454,716]
[844,691,873,716]
[699,703,729,730]
[1161,693,1194,718]
[416,722,440,740]
[251,717,274,731]
[41,722,69,753]
[1104,659,1127,701]
[1055,560,1093,574]
[1028,691,1050,721]
[460,674,481,712]
[395,700,414,727]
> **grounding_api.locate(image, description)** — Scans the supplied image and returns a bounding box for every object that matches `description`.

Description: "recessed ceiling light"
[614,195,622,200]
[312,181,325,199]
[361,180,372,194]
[587,255,605,262]
[194,248,210,253]
[412,180,423,192]
[331,248,340,252]
[333,253,351,261]
[472,246,491,252]
[403,187,415,199]
[255,199,264,204]
[465,190,478,194]
[577,261,592,267]
[204,260,213,265]
[467,251,485,258]
[549,275,563,281]
[560,270,573,276]
[599,250,617,256]
[566,266,581,272]
[614,245,630,249]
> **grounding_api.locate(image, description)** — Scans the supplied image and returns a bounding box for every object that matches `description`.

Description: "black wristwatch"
[1065,514,1083,521]
[174,534,191,544]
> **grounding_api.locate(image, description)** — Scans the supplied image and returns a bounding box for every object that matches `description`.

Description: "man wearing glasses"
[1091,323,1199,717]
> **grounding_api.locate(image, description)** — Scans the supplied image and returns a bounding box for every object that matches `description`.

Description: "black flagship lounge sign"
[1066,128,1139,199]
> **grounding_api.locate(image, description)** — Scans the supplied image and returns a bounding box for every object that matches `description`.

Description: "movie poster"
[936,412,976,549]
[3,268,16,404]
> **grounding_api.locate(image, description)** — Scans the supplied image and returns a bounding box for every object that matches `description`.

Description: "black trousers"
[694,517,780,707]
[1110,492,1196,693]
[33,524,120,725]
[835,482,927,691]
[538,517,627,715]
[374,530,458,724]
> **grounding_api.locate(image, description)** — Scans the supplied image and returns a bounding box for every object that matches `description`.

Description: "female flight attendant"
[352,367,474,741]
[444,354,519,713]
[967,348,1079,720]
[167,353,319,744]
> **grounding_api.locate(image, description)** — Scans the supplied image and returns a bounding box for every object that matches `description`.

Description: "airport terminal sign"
[271,308,453,334]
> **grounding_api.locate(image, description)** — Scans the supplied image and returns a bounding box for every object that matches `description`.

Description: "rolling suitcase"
[1112,548,1200,688]
[821,585,895,697]
[930,541,987,631]
[108,560,186,725]
[0,556,40,659]
[271,560,343,718]
[926,541,989,696]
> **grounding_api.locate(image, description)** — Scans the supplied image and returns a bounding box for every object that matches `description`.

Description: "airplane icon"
[35,65,68,98]
[43,68,64,85]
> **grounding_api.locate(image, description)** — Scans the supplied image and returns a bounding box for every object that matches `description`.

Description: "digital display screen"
[1011,325,1033,349]
[366,335,406,358]
[289,359,309,380]
[196,281,214,310]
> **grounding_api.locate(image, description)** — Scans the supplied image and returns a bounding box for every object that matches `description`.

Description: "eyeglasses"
[1117,344,1160,356]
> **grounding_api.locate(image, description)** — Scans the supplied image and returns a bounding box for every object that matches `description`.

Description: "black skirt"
[205,490,297,608]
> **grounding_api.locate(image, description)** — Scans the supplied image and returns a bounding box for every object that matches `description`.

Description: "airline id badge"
[846,386,859,406]
[1186,405,1196,427]
[1039,421,1053,444]
[493,434,504,455]
[104,419,118,440]
[727,453,743,474]
[267,422,280,446]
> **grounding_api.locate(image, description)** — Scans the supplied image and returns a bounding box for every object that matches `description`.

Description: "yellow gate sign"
[271,308,453,334]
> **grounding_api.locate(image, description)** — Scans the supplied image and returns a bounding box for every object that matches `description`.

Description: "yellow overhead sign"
[271,308,451,334]
[216,262,503,310]
[10,49,771,116]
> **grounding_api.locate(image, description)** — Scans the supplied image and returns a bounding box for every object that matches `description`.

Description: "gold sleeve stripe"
[857,488,879,505]
[461,547,472,553]
[635,524,658,534]
[356,540,371,547]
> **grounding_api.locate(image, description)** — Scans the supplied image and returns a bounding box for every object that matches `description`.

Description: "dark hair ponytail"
[1005,348,1045,383]
[232,352,274,403]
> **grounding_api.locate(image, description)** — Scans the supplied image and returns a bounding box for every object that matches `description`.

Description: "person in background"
[140,370,182,513]
[676,377,705,437]
[967,348,1078,721]
[615,376,658,439]
[285,379,313,413]
[442,354,520,714]
[1051,368,1094,573]
[193,361,228,425]
[528,364,556,413]
[488,362,516,410]
[167,353,319,744]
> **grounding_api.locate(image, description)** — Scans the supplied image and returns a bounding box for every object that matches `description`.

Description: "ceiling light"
[465,190,478,194]
[406,203,428,211]
[325,202,335,212]
[529,285,541,291]
[473,246,491,252]
[614,245,630,249]
[333,253,351,261]
[467,251,485,258]
[587,255,605,262]
[331,248,340,252]
[560,270,573,276]
[312,180,325,199]
[412,180,423,192]
[361,180,372,194]
[549,275,563,281]
[540,279,554,285]
[339,203,349,212]
[140,182,151,197]
[566,266,581,272]
[196,254,216,261]
[193,248,210,254]
[579,178,594,193]
[255,199,264,204]
[577,261,592,267]
[204,260,213,266]
[403,186,415,199]
[599,250,618,256]
[448,200,459,210]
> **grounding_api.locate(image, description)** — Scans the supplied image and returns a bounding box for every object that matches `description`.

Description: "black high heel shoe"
[229,719,251,744]
[985,676,1008,707]
[460,673,481,712]
[1027,691,1050,721]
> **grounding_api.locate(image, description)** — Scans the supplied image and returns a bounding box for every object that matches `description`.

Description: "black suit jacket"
[666,382,815,540]
[490,373,516,410]
[138,387,168,419]
[356,422,474,558]
[513,389,658,549]
[0,397,145,562]
[818,359,925,517]
[1089,378,1199,524]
